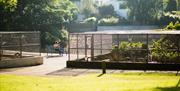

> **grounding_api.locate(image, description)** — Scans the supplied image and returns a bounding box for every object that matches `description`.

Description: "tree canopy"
[98,5,115,18]
[81,0,96,18]
[125,0,163,25]
[0,0,78,47]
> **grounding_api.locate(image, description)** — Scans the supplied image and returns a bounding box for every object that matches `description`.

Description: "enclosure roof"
[70,30,180,35]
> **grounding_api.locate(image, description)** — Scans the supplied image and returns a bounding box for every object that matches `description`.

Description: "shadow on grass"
[46,68,90,76]
[97,73,105,77]
[154,79,180,91]
[155,87,180,91]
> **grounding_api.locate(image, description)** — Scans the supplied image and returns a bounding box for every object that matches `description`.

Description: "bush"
[164,22,180,30]
[98,5,115,17]
[150,23,180,63]
[83,17,97,23]
[110,42,146,61]
[151,38,179,63]
[41,27,68,48]
[98,16,119,26]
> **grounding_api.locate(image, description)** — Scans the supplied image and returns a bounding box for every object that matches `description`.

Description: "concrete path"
[0,53,67,76]
[0,53,178,76]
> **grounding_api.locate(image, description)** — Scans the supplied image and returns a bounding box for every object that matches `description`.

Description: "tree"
[177,0,180,10]
[0,0,17,12]
[98,4,115,18]
[0,0,17,31]
[81,0,96,18]
[126,0,163,24]
[0,0,78,47]
[165,0,177,11]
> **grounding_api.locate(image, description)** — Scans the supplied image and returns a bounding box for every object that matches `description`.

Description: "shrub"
[151,38,179,63]
[98,5,115,17]
[83,17,97,23]
[110,42,146,61]
[150,23,180,63]
[164,22,180,30]
[98,16,119,26]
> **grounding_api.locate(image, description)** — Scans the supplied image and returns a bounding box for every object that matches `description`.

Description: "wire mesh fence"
[68,31,180,64]
[0,31,41,61]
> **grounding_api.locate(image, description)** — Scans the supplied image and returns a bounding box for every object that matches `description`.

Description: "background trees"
[0,0,78,47]
[165,0,177,11]
[98,5,115,18]
[81,0,96,18]
[125,0,163,25]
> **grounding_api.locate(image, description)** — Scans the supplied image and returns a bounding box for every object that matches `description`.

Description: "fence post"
[178,34,180,63]
[100,34,102,55]
[146,34,149,63]
[39,31,41,56]
[91,34,94,61]
[85,35,87,61]
[77,34,79,61]
[19,34,23,58]
[0,34,2,61]
[102,61,106,74]
[68,33,70,61]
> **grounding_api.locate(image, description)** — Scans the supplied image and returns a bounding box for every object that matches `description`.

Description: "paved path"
[0,53,178,76]
[0,53,68,76]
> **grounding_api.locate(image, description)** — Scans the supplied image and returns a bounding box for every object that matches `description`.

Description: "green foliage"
[83,17,97,23]
[164,22,180,30]
[0,0,17,12]
[119,42,144,50]
[126,0,163,24]
[14,0,77,29]
[164,11,180,20]
[0,0,78,48]
[41,27,68,47]
[81,0,96,18]
[98,16,119,26]
[119,3,127,9]
[111,42,146,61]
[165,0,177,12]
[98,5,115,18]
[151,23,180,63]
[151,37,179,63]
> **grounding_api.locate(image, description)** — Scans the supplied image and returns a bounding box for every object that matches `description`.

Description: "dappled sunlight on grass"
[0,73,179,91]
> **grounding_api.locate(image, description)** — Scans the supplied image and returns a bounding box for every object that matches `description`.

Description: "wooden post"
[85,35,87,61]
[100,34,102,55]
[19,34,22,58]
[146,34,149,63]
[102,61,106,74]
[178,34,180,63]
[39,32,41,56]
[68,33,70,61]
[0,34,2,61]
[77,34,79,61]
[117,34,120,61]
[91,34,94,61]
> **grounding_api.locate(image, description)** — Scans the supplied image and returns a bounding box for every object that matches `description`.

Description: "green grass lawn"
[0,73,180,91]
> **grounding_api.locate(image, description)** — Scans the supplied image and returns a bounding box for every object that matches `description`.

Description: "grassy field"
[0,73,180,91]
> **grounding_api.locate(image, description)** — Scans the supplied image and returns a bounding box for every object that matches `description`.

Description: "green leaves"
[0,0,17,12]
[151,34,179,63]
[126,0,163,24]
[119,42,144,50]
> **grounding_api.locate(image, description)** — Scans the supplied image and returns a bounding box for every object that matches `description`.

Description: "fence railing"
[68,31,180,64]
[0,31,41,61]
